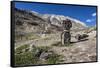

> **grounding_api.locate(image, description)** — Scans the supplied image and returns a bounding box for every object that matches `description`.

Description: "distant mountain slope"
[42,14,87,30]
[14,8,87,35]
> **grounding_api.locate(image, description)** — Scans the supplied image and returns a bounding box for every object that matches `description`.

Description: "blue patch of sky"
[15,2,97,27]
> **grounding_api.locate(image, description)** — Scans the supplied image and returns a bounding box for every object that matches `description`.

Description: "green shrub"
[15,46,51,66]
[15,45,64,66]
[93,27,96,30]
[46,54,61,64]
[15,52,38,66]
[15,44,29,54]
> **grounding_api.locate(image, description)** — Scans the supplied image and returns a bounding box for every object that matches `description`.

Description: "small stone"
[39,51,49,60]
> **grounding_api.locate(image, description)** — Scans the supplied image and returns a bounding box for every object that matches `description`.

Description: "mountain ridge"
[15,8,88,34]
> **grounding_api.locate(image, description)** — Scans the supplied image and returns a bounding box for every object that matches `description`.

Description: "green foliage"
[15,45,63,66]
[15,44,29,54]
[36,46,63,64]
[46,54,61,64]
[93,27,96,30]
[36,46,51,52]
[15,52,38,66]
[25,34,40,40]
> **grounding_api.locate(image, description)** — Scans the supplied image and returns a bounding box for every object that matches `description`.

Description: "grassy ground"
[15,33,40,41]
[15,45,64,66]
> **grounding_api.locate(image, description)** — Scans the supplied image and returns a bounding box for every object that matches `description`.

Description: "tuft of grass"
[15,33,40,41]
[63,43,73,47]
[46,54,62,64]
[51,42,62,47]
[15,44,29,54]
[36,46,51,52]
[25,34,40,40]
[93,27,96,30]
[43,37,51,40]
[85,26,97,33]
[15,52,39,66]
[51,42,73,47]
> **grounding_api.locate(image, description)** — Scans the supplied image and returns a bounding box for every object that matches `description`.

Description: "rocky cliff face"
[15,8,87,35]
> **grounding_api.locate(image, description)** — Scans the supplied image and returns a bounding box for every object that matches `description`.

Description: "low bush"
[15,44,29,54]
[15,45,64,66]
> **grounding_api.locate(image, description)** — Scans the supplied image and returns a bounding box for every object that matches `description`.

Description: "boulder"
[75,34,89,41]
[39,50,53,60]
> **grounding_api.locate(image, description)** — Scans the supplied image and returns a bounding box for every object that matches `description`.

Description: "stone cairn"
[61,19,72,45]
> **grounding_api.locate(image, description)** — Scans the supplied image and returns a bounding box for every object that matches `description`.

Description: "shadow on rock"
[70,39,89,44]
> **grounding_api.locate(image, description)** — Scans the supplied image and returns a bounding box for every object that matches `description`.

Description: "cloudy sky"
[15,2,97,27]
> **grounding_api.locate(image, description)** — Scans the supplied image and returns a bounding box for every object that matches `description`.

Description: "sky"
[15,2,97,27]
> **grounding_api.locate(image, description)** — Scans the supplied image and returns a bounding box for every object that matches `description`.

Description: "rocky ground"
[15,29,97,66]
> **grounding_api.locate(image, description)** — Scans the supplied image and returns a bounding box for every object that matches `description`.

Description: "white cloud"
[86,18,96,23]
[86,12,96,24]
[86,19,92,22]
[92,12,96,17]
